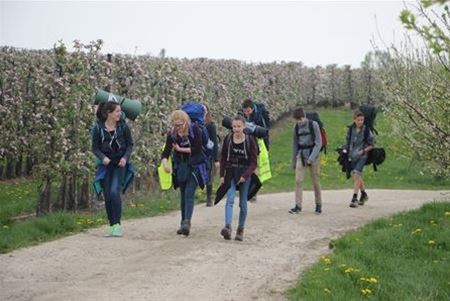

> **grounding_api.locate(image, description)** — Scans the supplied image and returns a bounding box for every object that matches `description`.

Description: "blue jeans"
[225,178,251,229]
[179,174,198,222]
[102,165,124,226]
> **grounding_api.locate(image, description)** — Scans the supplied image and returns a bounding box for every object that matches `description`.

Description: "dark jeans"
[179,174,198,222]
[102,165,124,226]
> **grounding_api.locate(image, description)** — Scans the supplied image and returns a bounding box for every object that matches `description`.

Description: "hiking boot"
[349,198,358,208]
[249,195,257,203]
[111,224,123,237]
[359,192,368,205]
[235,228,244,241]
[315,204,322,214]
[180,220,191,236]
[220,224,232,240]
[289,205,302,214]
[176,224,183,235]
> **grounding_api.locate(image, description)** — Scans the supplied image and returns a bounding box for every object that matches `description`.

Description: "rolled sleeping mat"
[221,116,268,138]
[94,88,142,121]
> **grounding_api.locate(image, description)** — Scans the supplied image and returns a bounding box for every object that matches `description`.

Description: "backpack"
[359,104,378,135]
[181,102,214,159]
[304,111,328,153]
[253,102,270,129]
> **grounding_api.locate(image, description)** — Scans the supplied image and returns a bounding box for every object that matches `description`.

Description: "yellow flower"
[321,256,332,265]
[428,240,436,245]
[345,268,354,273]
[339,264,347,268]
[361,288,372,295]
[368,277,378,283]
[324,268,330,271]
[444,211,450,217]
[429,220,436,224]
[2,225,9,229]
[411,228,422,234]
[324,288,331,294]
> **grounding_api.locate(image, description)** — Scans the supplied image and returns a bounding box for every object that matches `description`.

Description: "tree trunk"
[57,175,67,211]
[37,177,52,216]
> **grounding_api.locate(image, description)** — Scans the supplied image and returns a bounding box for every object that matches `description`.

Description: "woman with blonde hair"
[161,110,203,236]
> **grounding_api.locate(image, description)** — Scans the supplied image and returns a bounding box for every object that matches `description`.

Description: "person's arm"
[122,123,134,161]
[92,125,107,162]
[363,128,375,154]
[161,134,173,159]
[241,136,258,181]
[308,121,322,162]
[291,124,299,169]
[210,123,220,162]
[219,134,229,178]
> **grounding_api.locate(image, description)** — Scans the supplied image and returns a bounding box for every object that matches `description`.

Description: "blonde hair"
[170,110,191,136]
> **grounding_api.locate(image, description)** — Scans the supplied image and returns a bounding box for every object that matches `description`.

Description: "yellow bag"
[257,138,272,183]
[157,159,172,190]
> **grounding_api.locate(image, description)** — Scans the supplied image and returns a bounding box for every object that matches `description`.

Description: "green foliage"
[288,201,450,300]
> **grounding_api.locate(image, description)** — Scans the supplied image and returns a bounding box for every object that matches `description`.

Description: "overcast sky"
[1,0,413,67]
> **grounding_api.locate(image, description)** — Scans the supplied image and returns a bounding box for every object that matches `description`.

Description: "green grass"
[288,201,450,300]
[261,109,450,193]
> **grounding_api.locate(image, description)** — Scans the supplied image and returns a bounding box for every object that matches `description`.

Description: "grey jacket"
[346,124,374,161]
[291,119,322,169]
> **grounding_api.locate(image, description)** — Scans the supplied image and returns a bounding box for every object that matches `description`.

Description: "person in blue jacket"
[92,101,134,237]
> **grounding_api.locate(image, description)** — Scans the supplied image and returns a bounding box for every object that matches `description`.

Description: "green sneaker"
[105,226,114,237]
[112,224,123,237]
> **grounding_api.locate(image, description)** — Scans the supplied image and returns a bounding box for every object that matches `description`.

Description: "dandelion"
[345,267,354,273]
[411,228,422,234]
[428,240,436,245]
[368,277,378,283]
[339,264,347,268]
[324,288,331,294]
[429,220,436,224]
[361,288,372,295]
[321,256,332,265]
[2,225,9,229]
[445,211,450,217]
[324,268,330,271]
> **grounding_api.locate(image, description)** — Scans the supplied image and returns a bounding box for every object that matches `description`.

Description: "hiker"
[289,107,323,215]
[92,101,134,237]
[241,98,271,202]
[218,115,258,241]
[202,103,220,207]
[345,111,374,208]
[160,110,203,236]
[241,98,270,150]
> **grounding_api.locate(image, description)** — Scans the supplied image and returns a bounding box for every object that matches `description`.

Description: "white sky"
[1,0,413,67]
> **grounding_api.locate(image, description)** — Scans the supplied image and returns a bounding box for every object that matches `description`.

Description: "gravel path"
[1,189,448,301]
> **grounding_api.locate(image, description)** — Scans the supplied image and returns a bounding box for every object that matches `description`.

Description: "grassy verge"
[0,185,182,253]
[288,201,450,300]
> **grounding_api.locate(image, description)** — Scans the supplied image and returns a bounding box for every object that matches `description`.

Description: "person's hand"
[214,161,220,170]
[357,150,365,156]
[238,176,245,183]
[306,160,312,166]
[220,177,225,185]
[103,157,111,166]
[118,158,127,167]
[173,143,180,152]
[162,159,172,173]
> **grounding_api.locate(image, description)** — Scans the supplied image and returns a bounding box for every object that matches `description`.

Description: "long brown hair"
[201,102,212,125]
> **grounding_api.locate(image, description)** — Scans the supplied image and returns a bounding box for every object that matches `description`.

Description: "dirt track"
[1,189,448,301]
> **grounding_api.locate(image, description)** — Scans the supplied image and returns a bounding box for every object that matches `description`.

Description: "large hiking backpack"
[181,102,214,158]
[359,104,378,135]
[305,111,328,153]
[253,102,270,129]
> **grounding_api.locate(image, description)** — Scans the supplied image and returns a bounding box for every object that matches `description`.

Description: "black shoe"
[349,198,358,208]
[289,205,302,214]
[315,204,322,214]
[358,193,368,206]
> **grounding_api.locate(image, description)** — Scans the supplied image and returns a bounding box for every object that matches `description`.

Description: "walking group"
[92,98,378,240]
